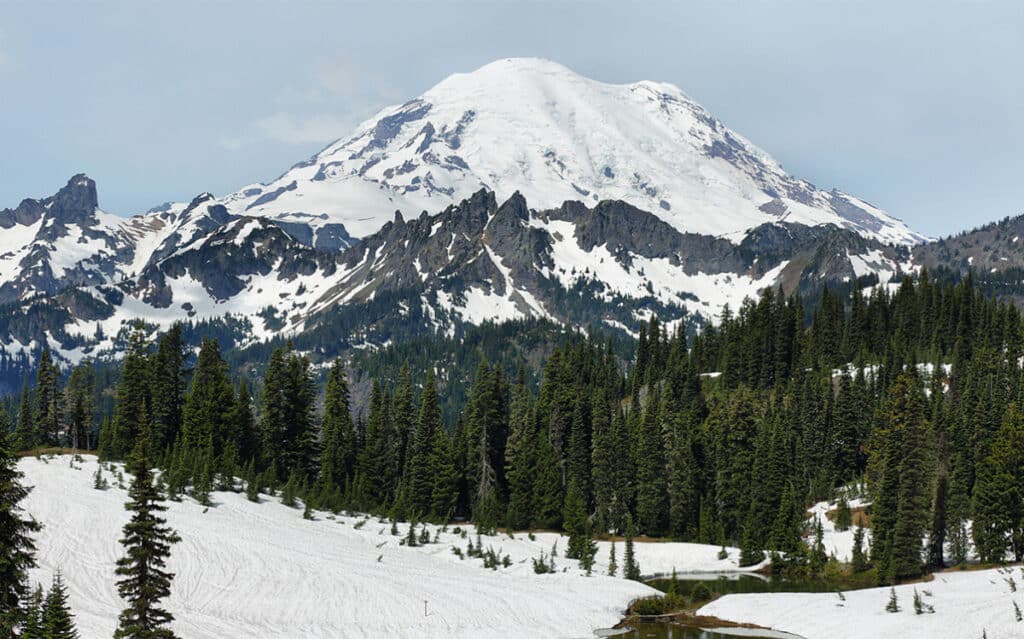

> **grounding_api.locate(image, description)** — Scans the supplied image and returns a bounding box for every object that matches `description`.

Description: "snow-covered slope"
[20,456,763,639]
[701,567,1024,639]
[225,58,925,245]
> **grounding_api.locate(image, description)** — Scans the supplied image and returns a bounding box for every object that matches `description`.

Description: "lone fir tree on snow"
[114,441,182,639]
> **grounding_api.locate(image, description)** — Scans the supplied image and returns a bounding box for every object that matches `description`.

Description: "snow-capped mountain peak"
[224,57,926,245]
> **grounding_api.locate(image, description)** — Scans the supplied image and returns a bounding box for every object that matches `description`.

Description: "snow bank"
[700,567,1024,639]
[20,457,752,639]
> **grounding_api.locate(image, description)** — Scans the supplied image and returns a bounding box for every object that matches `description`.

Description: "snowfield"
[21,456,755,639]
[700,567,1024,639]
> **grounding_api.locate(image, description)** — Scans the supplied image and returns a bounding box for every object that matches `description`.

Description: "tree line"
[5,270,1024,602]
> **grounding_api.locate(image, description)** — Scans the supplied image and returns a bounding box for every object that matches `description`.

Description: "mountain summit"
[222,57,925,244]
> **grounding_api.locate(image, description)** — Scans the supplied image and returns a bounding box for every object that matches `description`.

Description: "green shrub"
[690,581,713,604]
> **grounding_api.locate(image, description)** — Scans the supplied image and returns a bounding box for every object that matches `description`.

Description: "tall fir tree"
[180,339,233,460]
[42,570,79,639]
[0,434,42,635]
[972,402,1024,562]
[114,439,181,639]
[408,369,442,516]
[33,349,61,447]
[13,378,34,452]
[319,358,358,492]
[634,386,667,536]
[149,324,187,452]
[504,373,534,530]
[110,325,152,460]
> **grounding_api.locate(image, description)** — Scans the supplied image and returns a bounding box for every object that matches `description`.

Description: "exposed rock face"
[0,178,934,371]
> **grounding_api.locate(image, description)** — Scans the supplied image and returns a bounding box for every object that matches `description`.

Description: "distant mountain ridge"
[0,174,916,376]
[2,58,995,381]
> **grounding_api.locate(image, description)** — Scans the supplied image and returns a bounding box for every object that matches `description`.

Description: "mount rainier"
[0,57,978,382]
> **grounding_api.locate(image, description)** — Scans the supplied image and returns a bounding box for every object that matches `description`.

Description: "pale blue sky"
[0,0,1021,237]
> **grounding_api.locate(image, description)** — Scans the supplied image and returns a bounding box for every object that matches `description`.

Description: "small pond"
[595,623,800,639]
[647,571,856,598]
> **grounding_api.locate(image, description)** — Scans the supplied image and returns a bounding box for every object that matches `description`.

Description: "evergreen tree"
[319,358,357,492]
[230,378,258,465]
[65,363,96,452]
[835,494,852,532]
[180,339,233,460]
[0,434,41,635]
[851,525,869,573]
[927,472,948,568]
[634,386,667,536]
[623,514,641,581]
[871,373,932,582]
[42,570,79,639]
[429,426,459,521]
[33,349,61,447]
[739,509,766,567]
[408,369,442,516]
[355,379,389,509]
[768,482,803,555]
[713,386,759,541]
[563,478,589,559]
[890,375,933,580]
[504,375,534,530]
[21,584,44,639]
[149,324,187,452]
[972,403,1024,562]
[530,425,562,530]
[110,325,153,459]
[114,440,181,639]
[259,347,318,481]
[13,378,34,452]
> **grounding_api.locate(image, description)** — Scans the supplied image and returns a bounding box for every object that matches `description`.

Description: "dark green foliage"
[835,494,852,532]
[529,425,562,530]
[21,585,44,639]
[504,374,534,530]
[563,478,589,560]
[0,435,41,634]
[23,270,1024,605]
[181,338,234,463]
[33,349,61,447]
[851,525,869,573]
[634,387,667,536]
[886,587,899,613]
[623,514,641,581]
[13,379,35,452]
[872,373,932,582]
[972,403,1024,563]
[259,346,318,482]
[319,358,357,495]
[42,570,79,639]
[690,581,713,603]
[110,325,152,460]
[927,472,948,568]
[65,363,95,451]
[407,369,442,516]
[913,587,934,614]
[149,324,187,452]
[114,442,181,639]
[739,519,765,567]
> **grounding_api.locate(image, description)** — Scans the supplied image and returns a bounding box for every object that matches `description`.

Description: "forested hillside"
[8,271,1024,587]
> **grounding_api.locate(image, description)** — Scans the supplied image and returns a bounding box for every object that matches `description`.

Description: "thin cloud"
[254,112,353,144]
